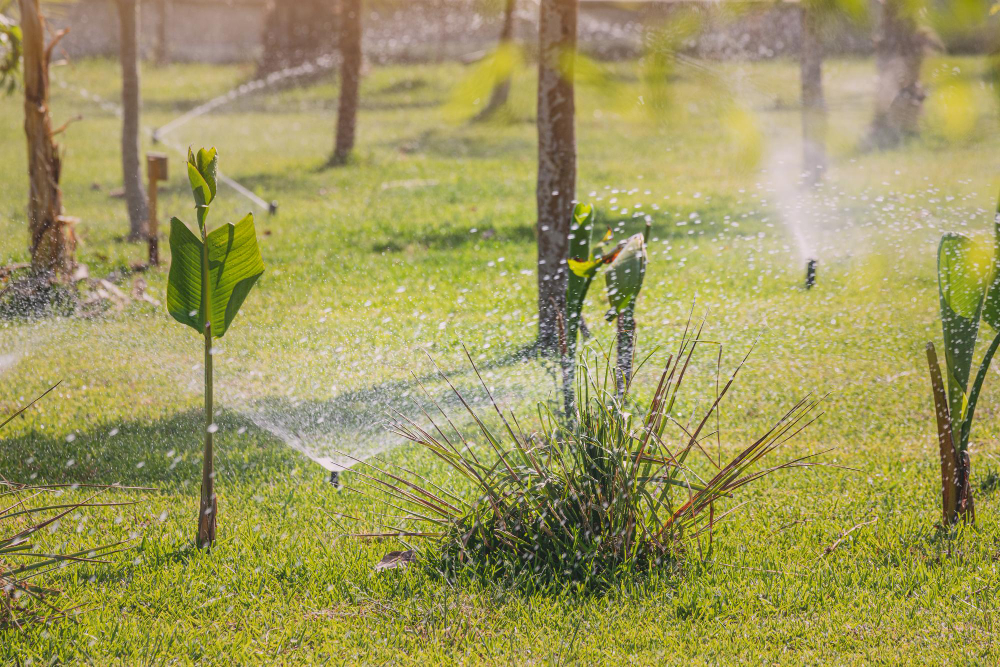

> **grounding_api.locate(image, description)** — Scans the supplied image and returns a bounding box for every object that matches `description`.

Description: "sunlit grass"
[0,54,998,661]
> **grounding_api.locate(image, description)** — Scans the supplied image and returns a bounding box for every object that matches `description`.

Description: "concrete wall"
[39,0,999,66]
[46,0,265,63]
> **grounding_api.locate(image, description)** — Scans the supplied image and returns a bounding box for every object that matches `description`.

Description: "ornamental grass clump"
[358,322,824,588]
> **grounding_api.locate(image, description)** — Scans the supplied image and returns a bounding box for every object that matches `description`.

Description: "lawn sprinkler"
[805,258,817,290]
[269,200,279,216]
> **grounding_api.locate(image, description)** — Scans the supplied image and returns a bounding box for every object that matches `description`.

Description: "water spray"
[56,80,275,215]
[805,258,817,290]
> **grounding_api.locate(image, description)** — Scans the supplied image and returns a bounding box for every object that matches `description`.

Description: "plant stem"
[946,330,1000,524]
[197,205,215,548]
[616,304,635,401]
[562,355,575,422]
[926,342,958,525]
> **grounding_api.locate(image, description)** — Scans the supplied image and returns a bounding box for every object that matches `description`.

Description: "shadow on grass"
[390,128,534,160]
[235,340,552,466]
[1,342,546,490]
[371,77,431,96]
[0,408,300,490]
[371,222,537,253]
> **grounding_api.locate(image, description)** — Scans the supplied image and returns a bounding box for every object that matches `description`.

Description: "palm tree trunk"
[867,0,927,149]
[473,0,517,122]
[536,0,577,356]
[19,0,74,278]
[332,0,362,166]
[153,0,169,66]
[258,0,337,76]
[800,4,826,185]
[117,0,149,241]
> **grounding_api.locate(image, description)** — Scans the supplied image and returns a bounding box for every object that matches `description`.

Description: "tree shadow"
[389,128,534,161]
[371,222,537,253]
[371,77,430,96]
[235,341,554,469]
[1,342,548,489]
[0,407,300,490]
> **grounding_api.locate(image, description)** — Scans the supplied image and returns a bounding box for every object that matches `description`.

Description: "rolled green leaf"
[187,146,218,211]
[605,233,647,321]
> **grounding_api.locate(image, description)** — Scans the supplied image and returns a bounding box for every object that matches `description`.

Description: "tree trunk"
[153,0,169,66]
[800,5,826,185]
[331,0,362,166]
[536,0,577,355]
[473,0,517,122]
[118,0,149,241]
[867,0,927,149]
[19,0,74,278]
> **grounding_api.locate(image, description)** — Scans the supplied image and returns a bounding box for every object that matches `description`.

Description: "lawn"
[2,53,1000,663]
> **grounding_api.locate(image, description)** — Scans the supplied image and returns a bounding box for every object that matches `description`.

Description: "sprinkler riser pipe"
[805,258,817,290]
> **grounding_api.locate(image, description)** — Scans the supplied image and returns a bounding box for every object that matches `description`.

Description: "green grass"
[0,53,999,662]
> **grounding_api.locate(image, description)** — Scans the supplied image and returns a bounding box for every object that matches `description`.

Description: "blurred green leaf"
[605,233,647,320]
[566,203,597,357]
[938,232,991,429]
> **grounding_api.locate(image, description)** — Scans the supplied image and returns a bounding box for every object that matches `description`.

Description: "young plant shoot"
[927,190,1000,525]
[563,204,651,409]
[564,203,611,415]
[167,147,265,548]
[605,228,649,399]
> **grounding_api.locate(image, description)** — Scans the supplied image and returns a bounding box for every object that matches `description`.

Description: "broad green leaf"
[167,213,264,338]
[938,232,990,439]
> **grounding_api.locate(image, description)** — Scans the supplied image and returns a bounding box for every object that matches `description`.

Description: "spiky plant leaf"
[364,326,824,589]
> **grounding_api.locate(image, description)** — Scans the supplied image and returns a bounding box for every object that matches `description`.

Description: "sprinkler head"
[805,258,817,290]
[151,129,160,144]
[268,201,279,216]
[329,470,341,488]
